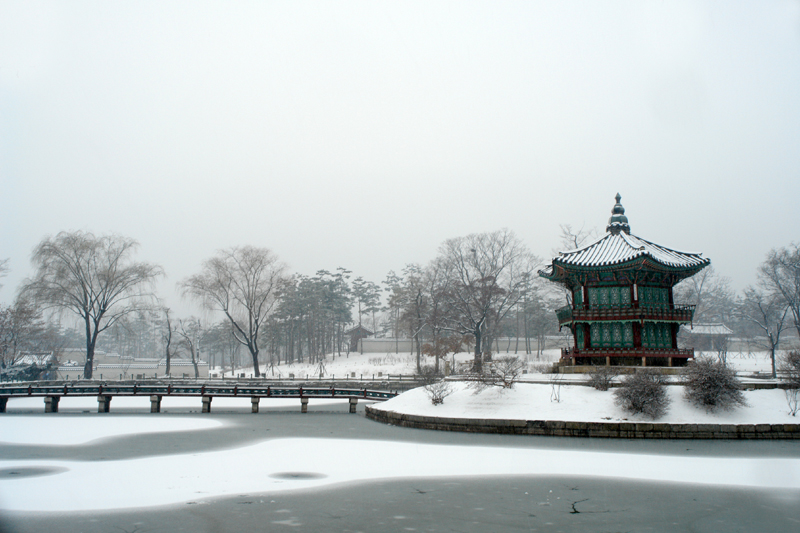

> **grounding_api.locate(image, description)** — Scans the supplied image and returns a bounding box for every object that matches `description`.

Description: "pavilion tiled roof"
[553,230,708,270]
[539,194,709,278]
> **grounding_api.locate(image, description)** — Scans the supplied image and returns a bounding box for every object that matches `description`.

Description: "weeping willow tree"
[21,231,162,379]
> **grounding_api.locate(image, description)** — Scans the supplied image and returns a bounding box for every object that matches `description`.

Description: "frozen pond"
[1,401,799,532]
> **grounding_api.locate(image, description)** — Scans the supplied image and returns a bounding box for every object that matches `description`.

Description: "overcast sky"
[1,1,799,314]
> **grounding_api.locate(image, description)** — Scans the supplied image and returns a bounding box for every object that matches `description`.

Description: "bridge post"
[251,396,260,413]
[44,396,60,413]
[150,395,162,413]
[349,397,358,413]
[300,397,308,413]
[97,395,111,413]
[202,395,212,413]
[0,397,7,413]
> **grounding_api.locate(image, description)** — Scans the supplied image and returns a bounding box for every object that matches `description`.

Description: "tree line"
[0,229,556,379]
[2,231,800,380]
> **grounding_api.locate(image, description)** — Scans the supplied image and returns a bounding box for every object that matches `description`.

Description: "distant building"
[56,357,209,380]
[539,194,710,367]
[345,325,373,352]
[680,323,733,352]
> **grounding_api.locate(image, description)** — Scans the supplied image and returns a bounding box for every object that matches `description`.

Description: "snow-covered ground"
[229,350,489,379]
[0,416,222,445]
[372,382,798,424]
[224,349,784,379]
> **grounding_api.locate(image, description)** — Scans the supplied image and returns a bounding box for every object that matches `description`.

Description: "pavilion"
[539,194,710,366]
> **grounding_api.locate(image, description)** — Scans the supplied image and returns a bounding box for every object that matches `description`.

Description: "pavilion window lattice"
[588,286,631,308]
[639,286,669,309]
[589,322,634,349]
[642,322,672,349]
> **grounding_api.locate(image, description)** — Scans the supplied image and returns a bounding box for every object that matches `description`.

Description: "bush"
[614,370,670,419]
[587,366,617,391]
[780,350,800,388]
[424,380,454,405]
[683,357,747,412]
[779,351,800,416]
[469,356,525,392]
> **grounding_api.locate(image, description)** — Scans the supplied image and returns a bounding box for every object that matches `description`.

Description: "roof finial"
[607,193,630,234]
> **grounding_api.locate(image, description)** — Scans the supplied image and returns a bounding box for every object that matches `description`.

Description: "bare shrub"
[614,370,670,419]
[424,380,454,405]
[469,356,525,393]
[587,366,618,391]
[785,389,799,416]
[683,357,747,412]
[780,350,800,388]
[780,351,800,416]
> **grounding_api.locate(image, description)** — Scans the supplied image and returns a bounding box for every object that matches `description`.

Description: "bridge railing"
[0,381,398,400]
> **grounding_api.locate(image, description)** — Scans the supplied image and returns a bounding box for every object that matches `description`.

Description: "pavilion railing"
[560,347,694,359]
[556,304,695,325]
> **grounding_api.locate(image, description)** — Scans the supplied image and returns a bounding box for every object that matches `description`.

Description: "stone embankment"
[365,406,800,439]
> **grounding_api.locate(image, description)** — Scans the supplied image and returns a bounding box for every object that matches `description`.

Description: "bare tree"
[20,231,162,379]
[740,287,790,379]
[0,258,8,289]
[176,317,202,378]
[436,229,539,372]
[397,264,428,373]
[673,266,735,325]
[422,258,452,374]
[556,223,599,251]
[0,296,54,368]
[758,244,800,339]
[161,307,177,376]
[181,246,284,378]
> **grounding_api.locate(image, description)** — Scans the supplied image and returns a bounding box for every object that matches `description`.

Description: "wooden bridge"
[0,381,399,414]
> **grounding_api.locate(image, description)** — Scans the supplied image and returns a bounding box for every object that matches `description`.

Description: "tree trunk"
[473,328,483,373]
[84,317,95,379]
[250,347,260,377]
[192,351,199,379]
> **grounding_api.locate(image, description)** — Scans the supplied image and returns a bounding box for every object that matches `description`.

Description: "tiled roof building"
[540,194,709,367]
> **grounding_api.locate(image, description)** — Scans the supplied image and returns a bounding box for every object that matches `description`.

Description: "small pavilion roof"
[681,323,733,336]
[539,194,709,280]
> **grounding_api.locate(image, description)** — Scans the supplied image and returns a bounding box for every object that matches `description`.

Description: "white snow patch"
[1,437,798,512]
[0,416,223,445]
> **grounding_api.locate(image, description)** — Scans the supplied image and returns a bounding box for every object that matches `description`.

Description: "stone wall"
[365,406,800,439]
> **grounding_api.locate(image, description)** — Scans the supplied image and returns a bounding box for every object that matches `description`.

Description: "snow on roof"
[553,230,709,269]
[682,323,733,335]
[16,353,56,365]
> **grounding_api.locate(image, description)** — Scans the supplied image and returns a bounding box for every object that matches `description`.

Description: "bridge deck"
[0,383,396,399]
[0,381,400,413]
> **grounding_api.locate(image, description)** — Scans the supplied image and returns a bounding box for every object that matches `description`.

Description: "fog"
[2,1,799,314]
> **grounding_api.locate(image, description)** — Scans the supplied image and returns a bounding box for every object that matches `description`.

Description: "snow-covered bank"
[372,382,798,425]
